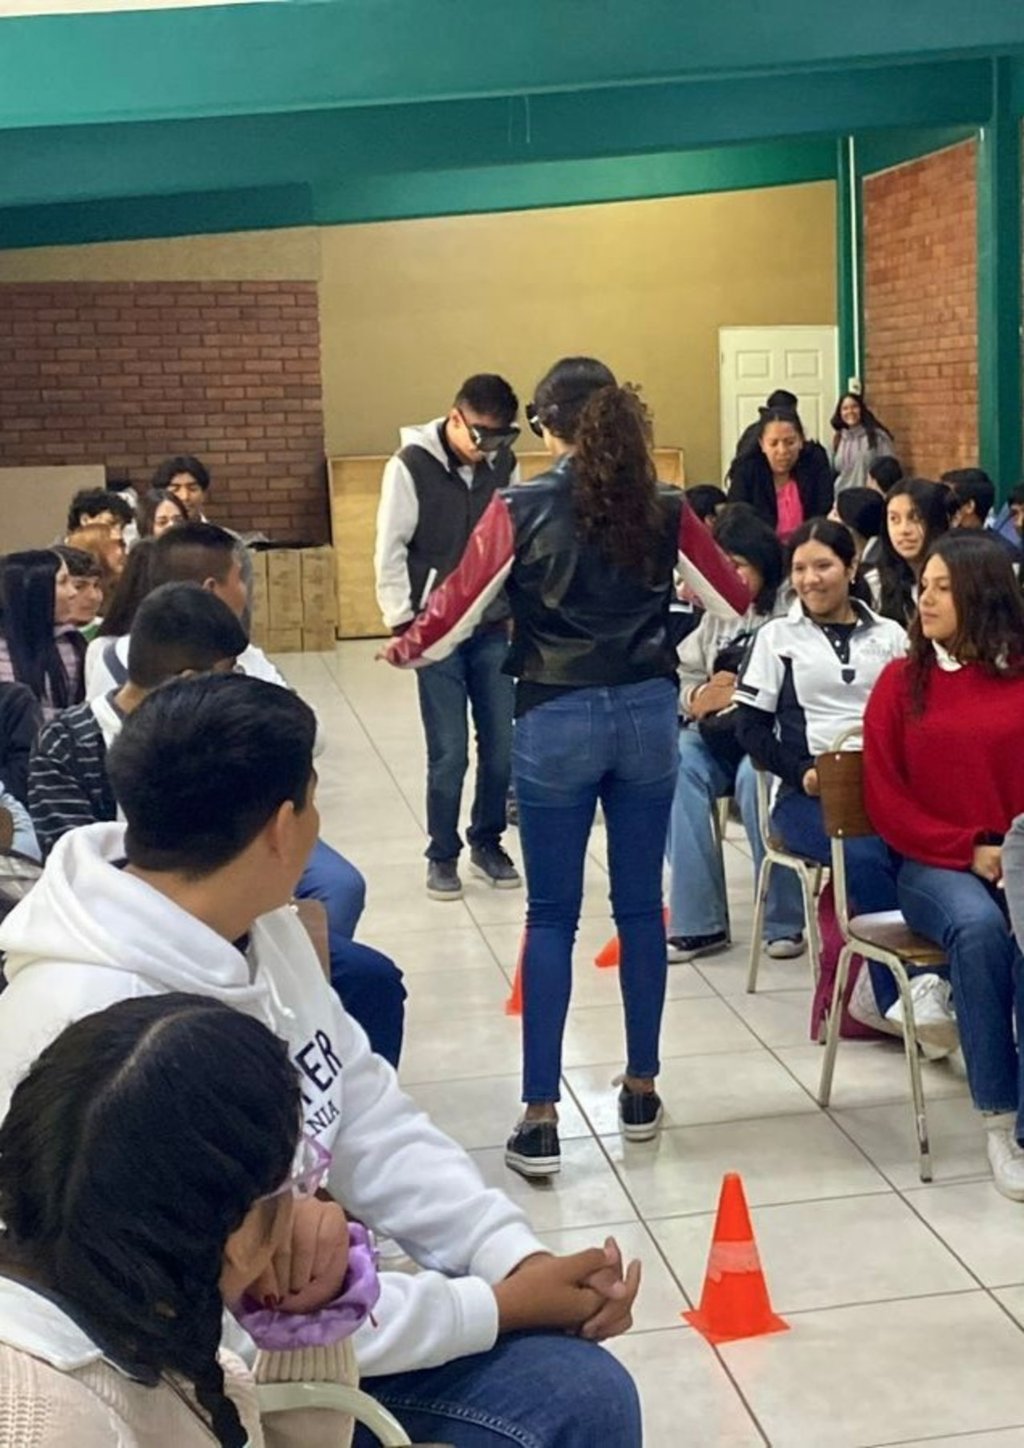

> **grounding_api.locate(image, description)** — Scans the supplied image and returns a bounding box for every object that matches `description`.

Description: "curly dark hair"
[905,531,1024,713]
[572,383,663,581]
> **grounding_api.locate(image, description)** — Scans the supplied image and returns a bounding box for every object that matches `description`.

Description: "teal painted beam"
[0,140,834,249]
[0,61,993,211]
[856,125,976,176]
[835,138,863,392]
[1,1,1024,131]
[976,61,1022,493]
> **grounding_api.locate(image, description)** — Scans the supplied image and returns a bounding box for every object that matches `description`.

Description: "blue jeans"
[772,790,903,1012]
[666,728,803,941]
[327,931,406,1067]
[416,628,514,862]
[296,837,366,940]
[899,860,1024,1132]
[354,1331,641,1448]
[513,678,678,1102]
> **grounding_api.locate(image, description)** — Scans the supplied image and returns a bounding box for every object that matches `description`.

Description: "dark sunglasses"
[458,410,520,454]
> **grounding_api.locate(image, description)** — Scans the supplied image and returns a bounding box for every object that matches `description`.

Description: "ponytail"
[572,383,662,581]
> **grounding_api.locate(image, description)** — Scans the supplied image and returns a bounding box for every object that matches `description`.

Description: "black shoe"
[505,1119,560,1178]
[666,930,729,963]
[426,858,463,901]
[617,1086,664,1142]
[506,790,519,828]
[470,844,521,890]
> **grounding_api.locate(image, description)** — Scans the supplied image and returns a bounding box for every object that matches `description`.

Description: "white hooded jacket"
[0,824,546,1379]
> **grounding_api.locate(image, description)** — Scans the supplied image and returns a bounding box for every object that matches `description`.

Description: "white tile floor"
[281,642,1024,1448]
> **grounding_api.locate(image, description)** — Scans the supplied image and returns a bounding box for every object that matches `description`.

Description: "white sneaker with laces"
[985,1114,1024,1201]
[884,973,959,1059]
[847,966,899,1035]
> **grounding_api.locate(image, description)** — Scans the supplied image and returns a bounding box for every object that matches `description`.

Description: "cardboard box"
[265,627,303,654]
[249,549,269,631]
[301,546,337,626]
[302,625,338,653]
[266,549,304,629]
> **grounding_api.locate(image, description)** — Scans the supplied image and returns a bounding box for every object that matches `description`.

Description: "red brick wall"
[0,280,327,540]
[863,140,978,478]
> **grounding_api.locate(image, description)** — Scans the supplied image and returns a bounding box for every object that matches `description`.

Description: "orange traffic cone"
[683,1173,788,1345]
[504,932,525,1016]
[594,908,669,969]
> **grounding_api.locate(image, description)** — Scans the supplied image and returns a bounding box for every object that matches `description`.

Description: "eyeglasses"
[262,1135,332,1202]
[525,402,544,439]
[457,410,520,454]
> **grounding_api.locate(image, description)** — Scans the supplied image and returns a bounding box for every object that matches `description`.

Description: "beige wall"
[1,181,836,480]
[319,182,836,479]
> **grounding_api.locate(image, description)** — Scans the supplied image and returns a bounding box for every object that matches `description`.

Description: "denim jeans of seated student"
[513,677,678,1102]
[295,837,367,941]
[353,1330,641,1448]
[666,728,804,942]
[416,628,514,862]
[327,930,406,1067]
[771,790,906,1014]
[899,860,1024,1135]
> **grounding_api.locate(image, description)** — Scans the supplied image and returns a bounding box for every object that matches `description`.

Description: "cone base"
[682,1308,789,1346]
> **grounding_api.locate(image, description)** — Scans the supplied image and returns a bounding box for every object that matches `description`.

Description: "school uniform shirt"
[734,598,906,791]
[0,824,547,1380]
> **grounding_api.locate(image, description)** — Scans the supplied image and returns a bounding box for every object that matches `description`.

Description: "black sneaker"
[506,789,519,829]
[617,1086,664,1142]
[426,859,463,901]
[470,844,521,890]
[666,930,729,963]
[505,1119,560,1179]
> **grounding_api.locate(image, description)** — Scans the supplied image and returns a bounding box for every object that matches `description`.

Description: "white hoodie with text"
[0,824,545,1379]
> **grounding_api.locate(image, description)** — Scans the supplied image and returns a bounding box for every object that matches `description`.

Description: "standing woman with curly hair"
[865,533,1024,1202]
[830,391,894,493]
[384,356,749,1176]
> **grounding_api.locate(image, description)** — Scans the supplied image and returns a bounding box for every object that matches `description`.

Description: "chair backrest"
[817,750,874,840]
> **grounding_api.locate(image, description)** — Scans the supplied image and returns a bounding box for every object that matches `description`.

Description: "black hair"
[532,355,618,443]
[758,407,806,443]
[136,488,189,539]
[66,489,133,534]
[876,478,951,623]
[1009,483,1024,509]
[0,992,301,1448]
[829,392,891,450]
[686,484,729,522]
[765,389,798,410]
[941,467,996,526]
[107,673,316,878]
[150,455,211,492]
[53,545,102,580]
[0,550,83,710]
[454,375,519,429]
[712,506,784,615]
[99,539,156,638]
[127,583,248,691]
[835,487,884,542]
[149,521,239,592]
[868,455,904,491]
[786,517,858,573]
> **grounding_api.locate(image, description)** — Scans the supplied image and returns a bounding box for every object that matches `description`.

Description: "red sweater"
[864,658,1024,870]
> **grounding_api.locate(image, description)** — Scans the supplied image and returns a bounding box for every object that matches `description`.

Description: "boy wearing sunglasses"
[375,373,523,901]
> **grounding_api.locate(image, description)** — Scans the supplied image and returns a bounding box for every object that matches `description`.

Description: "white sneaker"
[847,966,898,1035]
[985,1115,1024,1201]
[765,934,805,960]
[884,974,959,1060]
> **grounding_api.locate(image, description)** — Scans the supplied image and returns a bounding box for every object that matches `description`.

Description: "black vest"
[401,434,515,624]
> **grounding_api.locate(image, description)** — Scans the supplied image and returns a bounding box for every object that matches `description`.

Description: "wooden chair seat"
[847,909,947,966]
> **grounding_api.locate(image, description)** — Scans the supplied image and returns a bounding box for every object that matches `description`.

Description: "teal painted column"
[835,136,863,393]
[976,59,1022,493]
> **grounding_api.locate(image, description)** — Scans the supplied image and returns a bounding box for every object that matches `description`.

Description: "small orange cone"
[504,932,525,1016]
[683,1173,789,1345]
[594,908,669,969]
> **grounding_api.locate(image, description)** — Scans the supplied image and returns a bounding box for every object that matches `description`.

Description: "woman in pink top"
[728,406,834,539]
[0,550,83,722]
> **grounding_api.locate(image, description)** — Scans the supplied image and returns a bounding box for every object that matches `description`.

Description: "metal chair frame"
[745,765,823,995]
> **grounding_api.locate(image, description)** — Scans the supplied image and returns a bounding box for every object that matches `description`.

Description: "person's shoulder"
[0,1343,117,1448]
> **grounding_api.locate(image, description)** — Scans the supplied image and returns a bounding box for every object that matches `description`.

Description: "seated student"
[686,484,729,527]
[151,453,211,522]
[87,538,155,685]
[944,466,1021,559]
[0,551,83,723]
[727,407,833,538]
[0,682,41,806]
[829,487,884,568]
[53,545,105,640]
[867,533,1024,1199]
[85,522,367,943]
[666,507,804,961]
[732,519,958,1047]
[65,487,134,542]
[64,524,126,600]
[866,453,904,496]
[0,674,642,1448]
[865,477,951,622]
[0,781,38,861]
[135,486,189,538]
[0,992,364,1448]
[29,583,405,1065]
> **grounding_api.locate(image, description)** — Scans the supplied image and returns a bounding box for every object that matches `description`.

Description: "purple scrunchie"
[234,1222,381,1349]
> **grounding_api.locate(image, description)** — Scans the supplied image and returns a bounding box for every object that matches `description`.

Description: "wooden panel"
[327,445,687,639]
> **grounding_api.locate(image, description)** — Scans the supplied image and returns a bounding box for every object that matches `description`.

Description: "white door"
[719,325,838,477]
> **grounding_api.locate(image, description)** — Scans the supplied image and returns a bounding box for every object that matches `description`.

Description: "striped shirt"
[27,700,117,858]
[0,631,84,724]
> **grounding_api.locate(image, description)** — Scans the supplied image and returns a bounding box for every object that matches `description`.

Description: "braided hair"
[0,993,301,1447]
